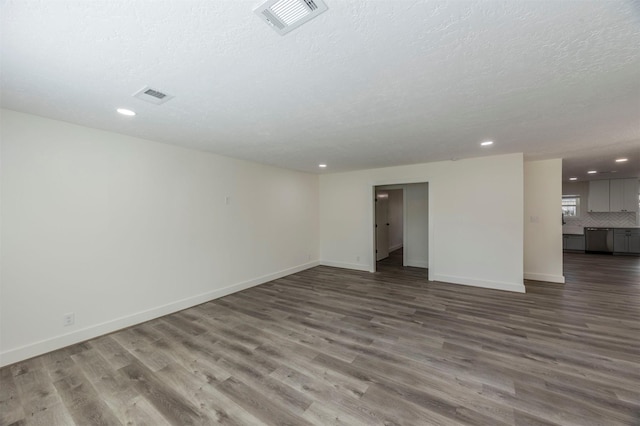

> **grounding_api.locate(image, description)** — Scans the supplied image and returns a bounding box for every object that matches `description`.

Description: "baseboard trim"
[431,273,526,293]
[524,272,565,284]
[0,261,320,367]
[319,260,371,272]
[389,244,403,252]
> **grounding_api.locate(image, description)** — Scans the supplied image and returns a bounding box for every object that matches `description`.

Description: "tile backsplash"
[566,211,638,229]
[562,180,640,232]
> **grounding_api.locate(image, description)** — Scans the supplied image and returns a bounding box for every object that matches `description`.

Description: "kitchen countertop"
[563,225,640,235]
[584,226,640,229]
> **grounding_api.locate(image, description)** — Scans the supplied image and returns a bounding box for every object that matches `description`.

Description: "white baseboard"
[524,272,565,284]
[320,260,371,272]
[406,259,428,268]
[389,244,403,252]
[431,273,526,293]
[0,261,320,367]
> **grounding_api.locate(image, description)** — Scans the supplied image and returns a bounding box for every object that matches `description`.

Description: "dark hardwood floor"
[2,250,639,425]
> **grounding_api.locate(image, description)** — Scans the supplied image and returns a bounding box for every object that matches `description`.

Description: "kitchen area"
[563,177,640,255]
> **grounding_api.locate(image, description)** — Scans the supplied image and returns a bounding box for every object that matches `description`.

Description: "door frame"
[374,187,401,263]
[375,190,390,261]
[370,180,431,274]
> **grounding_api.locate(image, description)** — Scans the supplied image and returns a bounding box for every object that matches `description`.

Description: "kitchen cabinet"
[613,229,640,254]
[588,180,610,212]
[609,179,639,213]
[563,234,585,251]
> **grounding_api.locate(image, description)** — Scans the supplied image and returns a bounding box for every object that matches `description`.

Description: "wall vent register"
[254,0,328,35]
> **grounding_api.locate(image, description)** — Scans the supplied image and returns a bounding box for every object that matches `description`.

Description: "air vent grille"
[304,0,318,11]
[133,86,174,105]
[261,9,285,30]
[144,88,167,99]
[254,0,327,35]
[271,0,310,25]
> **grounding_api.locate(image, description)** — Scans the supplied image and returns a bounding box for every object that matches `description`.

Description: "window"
[562,196,580,218]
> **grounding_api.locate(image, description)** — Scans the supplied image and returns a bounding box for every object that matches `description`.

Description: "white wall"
[319,153,525,292]
[0,109,319,366]
[523,159,564,283]
[404,184,428,268]
[386,189,403,251]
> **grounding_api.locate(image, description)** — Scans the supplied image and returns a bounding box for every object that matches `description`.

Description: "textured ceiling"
[1,0,639,178]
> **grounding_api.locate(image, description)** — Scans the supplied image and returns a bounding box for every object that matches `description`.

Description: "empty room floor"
[1,252,639,425]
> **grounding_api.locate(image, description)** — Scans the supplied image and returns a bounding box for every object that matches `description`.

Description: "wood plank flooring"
[1,250,639,425]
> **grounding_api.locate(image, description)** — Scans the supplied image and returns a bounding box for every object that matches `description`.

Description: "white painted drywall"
[523,159,564,283]
[319,153,525,292]
[0,109,319,366]
[4,2,640,175]
[387,189,404,251]
[404,184,429,268]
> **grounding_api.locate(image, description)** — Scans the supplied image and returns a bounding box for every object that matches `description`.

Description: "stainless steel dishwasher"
[585,228,614,253]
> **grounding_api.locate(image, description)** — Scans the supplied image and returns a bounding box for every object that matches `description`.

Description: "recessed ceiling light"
[318,164,327,168]
[615,158,628,162]
[569,177,577,181]
[116,108,136,116]
[587,170,597,174]
[480,141,493,146]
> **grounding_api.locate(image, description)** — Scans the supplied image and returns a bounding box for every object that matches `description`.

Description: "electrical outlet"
[308,254,311,260]
[63,312,75,327]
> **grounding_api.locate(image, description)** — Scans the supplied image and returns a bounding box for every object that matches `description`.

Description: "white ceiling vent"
[133,86,174,105]
[254,0,328,35]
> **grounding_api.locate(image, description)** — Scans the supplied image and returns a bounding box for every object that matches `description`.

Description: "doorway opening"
[373,183,429,275]
[375,188,402,267]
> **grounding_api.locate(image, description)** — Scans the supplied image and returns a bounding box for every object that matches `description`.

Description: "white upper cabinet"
[588,180,610,212]
[610,178,639,212]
